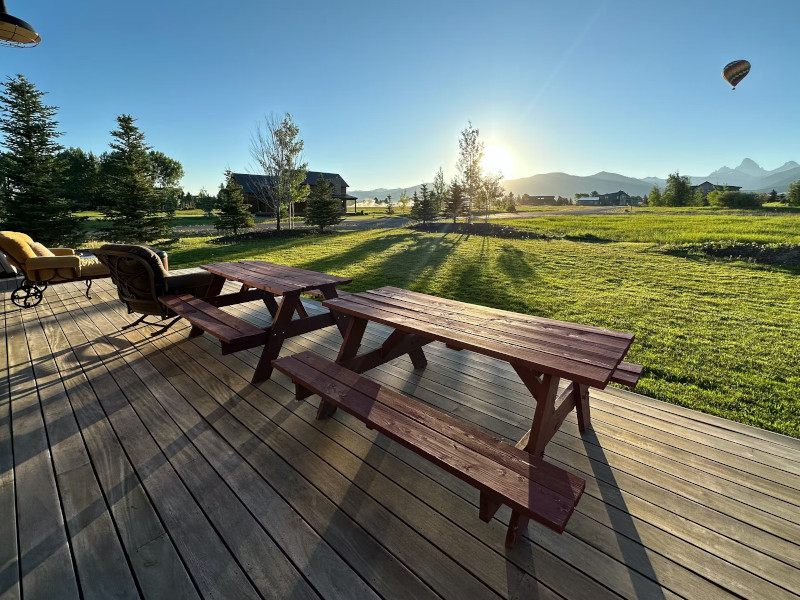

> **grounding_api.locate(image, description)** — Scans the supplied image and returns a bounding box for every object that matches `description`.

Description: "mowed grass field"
[167,210,800,438]
[496,208,800,244]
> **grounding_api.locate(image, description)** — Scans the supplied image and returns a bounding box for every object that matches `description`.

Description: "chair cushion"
[30,242,55,257]
[101,244,167,276]
[0,231,37,265]
[79,257,111,278]
[164,271,214,297]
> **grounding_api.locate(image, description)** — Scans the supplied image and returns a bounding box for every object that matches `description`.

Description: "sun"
[481,145,514,178]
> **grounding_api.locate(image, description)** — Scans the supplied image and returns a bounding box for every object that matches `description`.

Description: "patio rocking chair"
[93,244,213,336]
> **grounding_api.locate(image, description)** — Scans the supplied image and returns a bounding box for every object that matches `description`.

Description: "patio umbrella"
[0,0,41,47]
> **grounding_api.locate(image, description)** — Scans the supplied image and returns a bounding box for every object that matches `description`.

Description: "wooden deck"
[2,273,800,600]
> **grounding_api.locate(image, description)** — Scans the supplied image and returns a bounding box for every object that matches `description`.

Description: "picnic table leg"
[314,316,368,419]
[190,274,225,337]
[263,293,280,318]
[514,368,560,458]
[253,291,301,383]
[505,512,531,549]
[318,283,349,336]
[573,382,592,433]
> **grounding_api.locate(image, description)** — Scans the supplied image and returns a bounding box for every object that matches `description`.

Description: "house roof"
[691,181,742,191]
[232,171,350,195]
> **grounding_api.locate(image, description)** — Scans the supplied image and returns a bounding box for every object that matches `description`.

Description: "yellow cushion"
[79,257,110,278]
[30,242,55,257]
[0,231,36,265]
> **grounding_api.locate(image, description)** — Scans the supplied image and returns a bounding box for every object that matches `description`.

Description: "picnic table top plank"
[324,293,630,387]
[203,261,351,295]
[373,286,633,341]
[365,288,633,353]
[340,291,628,369]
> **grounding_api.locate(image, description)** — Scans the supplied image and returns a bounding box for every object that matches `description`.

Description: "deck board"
[2,274,799,599]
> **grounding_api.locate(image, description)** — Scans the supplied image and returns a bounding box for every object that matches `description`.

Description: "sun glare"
[481,145,514,178]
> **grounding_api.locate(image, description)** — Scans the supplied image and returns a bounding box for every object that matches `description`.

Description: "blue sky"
[4,0,798,192]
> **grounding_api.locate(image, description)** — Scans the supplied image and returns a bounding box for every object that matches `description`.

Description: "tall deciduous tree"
[647,185,663,206]
[398,189,411,212]
[250,112,308,231]
[456,122,484,223]
[216,170,253,237]
[0,74,84,246]
[101,114,171,243]
[196,187,216,217]
[661,172,692,207]
[305,174,342,233]
[432,167,448,215]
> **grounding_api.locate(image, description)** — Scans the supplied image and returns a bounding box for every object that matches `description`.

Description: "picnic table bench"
[160,261,351,382]
[272,351,586,548]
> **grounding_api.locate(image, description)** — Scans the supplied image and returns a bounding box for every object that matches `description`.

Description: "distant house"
[598,190,630,206]
[576,196,600,206]
[691,181,742,196]
[522,195,557,206]
[232,171,358,215]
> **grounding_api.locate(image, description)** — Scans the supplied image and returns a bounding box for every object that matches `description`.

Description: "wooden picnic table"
[160,261,351,382]
[322,286,638,456]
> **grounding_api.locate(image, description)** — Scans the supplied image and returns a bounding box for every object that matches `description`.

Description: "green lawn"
[167,226,800,438]
[495,209,800,245]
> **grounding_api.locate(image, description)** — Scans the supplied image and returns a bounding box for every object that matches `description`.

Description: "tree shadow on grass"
[298,231,459,292]
[444,237,547,316]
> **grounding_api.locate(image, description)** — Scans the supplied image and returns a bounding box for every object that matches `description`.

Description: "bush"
[707,190,764,209]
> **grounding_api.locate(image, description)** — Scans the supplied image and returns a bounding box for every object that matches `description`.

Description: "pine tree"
[443,180,465,223]
[0,74,85,246]
[216,170,253,237]
[101,115,171,243]
[305,174,342,232]
[410,183,437,224]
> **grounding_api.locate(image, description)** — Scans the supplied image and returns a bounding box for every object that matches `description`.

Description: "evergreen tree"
[215,170,253,237]
[409,183,437,224]
[0,74,84,246]
[768,189,778,203]
[58,147,101,211]
[101,115,171,243]
[305,174,342,232]
[443,180,466,223]
[787,181,800,207]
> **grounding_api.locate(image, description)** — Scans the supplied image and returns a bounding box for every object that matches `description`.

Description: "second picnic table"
[160,260,351,382]
[322,286,641,456]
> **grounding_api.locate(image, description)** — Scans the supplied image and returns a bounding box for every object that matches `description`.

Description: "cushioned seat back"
[0,231,36,270]
[94,244,169,317]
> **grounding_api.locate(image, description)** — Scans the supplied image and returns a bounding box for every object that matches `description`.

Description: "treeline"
[647,171,800,209]
[0,74,185,246]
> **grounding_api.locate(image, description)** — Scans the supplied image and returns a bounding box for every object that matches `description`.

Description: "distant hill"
[349,158,799,201]
[502,171,653,198]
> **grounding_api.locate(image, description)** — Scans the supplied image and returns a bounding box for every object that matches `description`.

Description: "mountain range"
[349,158,800,202]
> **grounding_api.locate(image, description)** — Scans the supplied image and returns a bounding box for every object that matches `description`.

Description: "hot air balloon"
[722,60,750,89]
